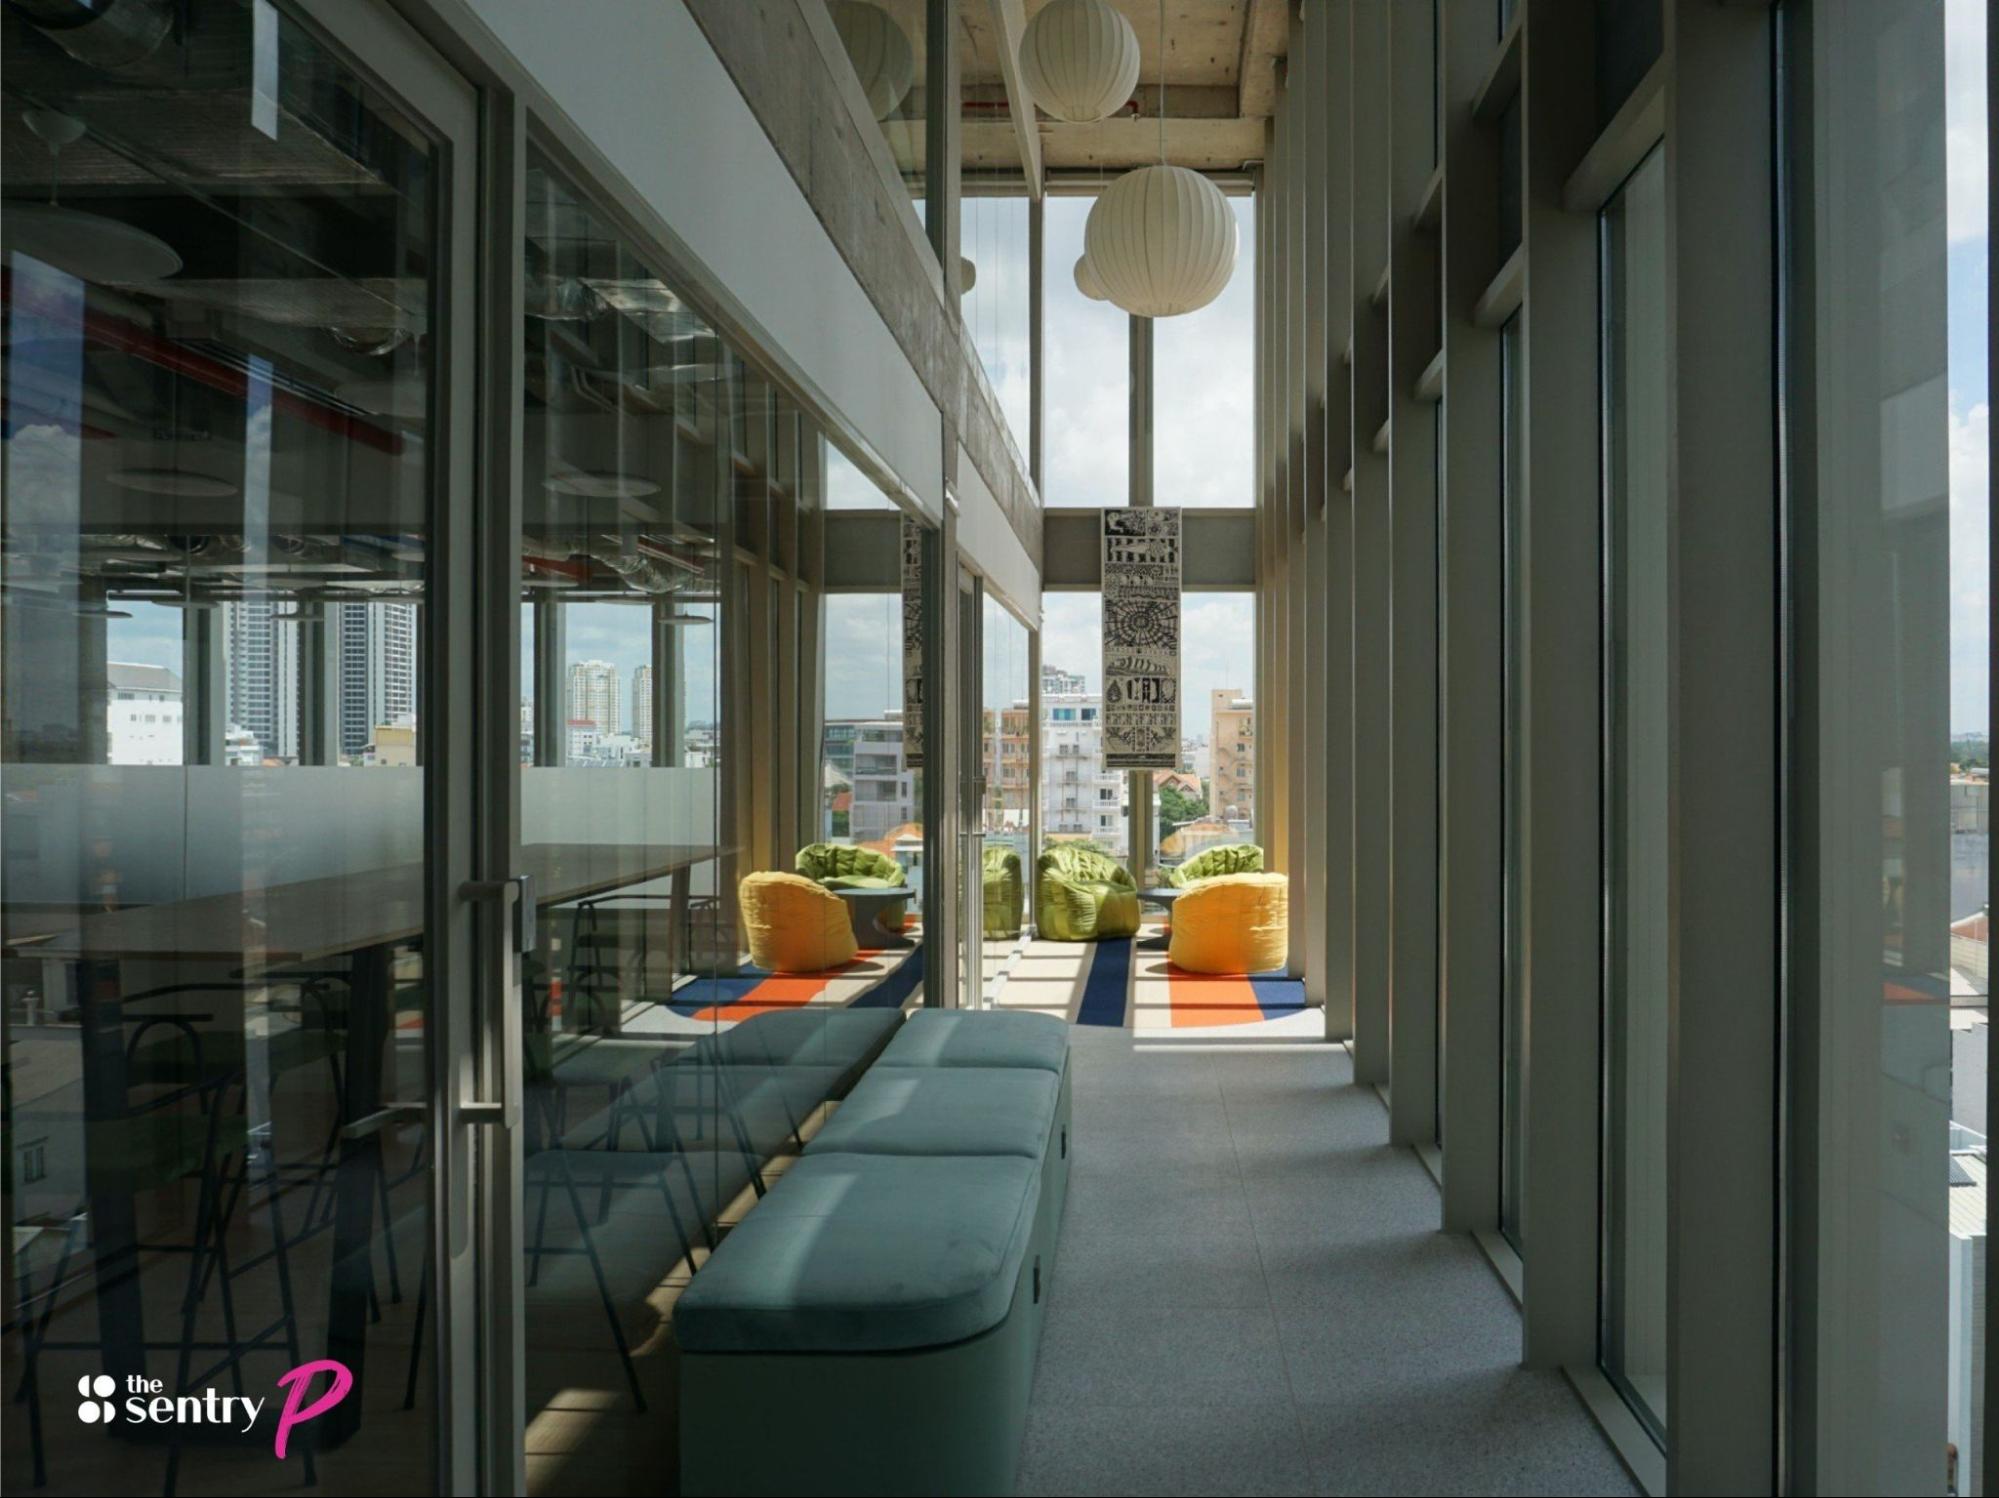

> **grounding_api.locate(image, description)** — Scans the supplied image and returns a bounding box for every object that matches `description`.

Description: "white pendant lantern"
[1073,254,1107,302]
[1084,164,1238,317]
[960,256,978,293]
[1017,0,1141,124]
[828,1,914,122]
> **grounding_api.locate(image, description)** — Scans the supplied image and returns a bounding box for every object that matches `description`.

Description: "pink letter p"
[273,1359,353,1460]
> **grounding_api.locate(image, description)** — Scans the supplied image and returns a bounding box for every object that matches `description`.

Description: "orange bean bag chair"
[1167,872,1289,975]
[740,871,859,974]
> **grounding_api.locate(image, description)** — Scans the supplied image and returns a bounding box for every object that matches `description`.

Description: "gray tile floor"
[1017,1027,1640,1497]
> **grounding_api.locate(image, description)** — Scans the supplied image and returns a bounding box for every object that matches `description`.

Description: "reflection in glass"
[1601,146,1667,1439]
[980,595,1030,995]
[825,1,927,226]
[2,4,437,1489]
[1793,2,1986,1489]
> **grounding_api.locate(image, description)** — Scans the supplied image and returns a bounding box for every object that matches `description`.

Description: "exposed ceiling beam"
[1235,0,1288,118]
[986,0,1044,196]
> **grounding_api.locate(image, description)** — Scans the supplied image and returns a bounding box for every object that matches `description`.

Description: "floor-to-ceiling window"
[822,590,924,895]
[1151,594,1255,877]
[1600,143,1668,1441]
[1153,199,1256,508]
[962,191,1032,454]
[1038,592,1126,865]
[1042,197,1128,507]
[1790,0,1989,1488]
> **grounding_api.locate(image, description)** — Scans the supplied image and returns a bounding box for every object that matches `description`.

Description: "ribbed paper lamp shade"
[829,1,914,122]
[1018,0,1141,124]
[960,256,978,293]
[1084,164,1238,317]
[1073,254,1107,301]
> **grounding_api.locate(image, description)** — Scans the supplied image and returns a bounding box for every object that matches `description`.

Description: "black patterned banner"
[1102,508,1181,770]
[901,514,924,769]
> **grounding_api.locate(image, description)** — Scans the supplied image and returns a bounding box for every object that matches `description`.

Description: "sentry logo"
[75,1375,117,1424]
[69,1361,351,1458]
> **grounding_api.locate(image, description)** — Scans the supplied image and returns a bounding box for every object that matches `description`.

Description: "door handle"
[461,875,530,1130]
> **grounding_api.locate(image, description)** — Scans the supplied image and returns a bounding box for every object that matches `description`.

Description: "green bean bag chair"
[983,845,1023,939]
[1035,843,1141,942]
[795,842,909,892]
[1163,842,1263,888]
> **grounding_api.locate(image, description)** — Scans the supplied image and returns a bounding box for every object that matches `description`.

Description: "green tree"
[1158,784,1210,829]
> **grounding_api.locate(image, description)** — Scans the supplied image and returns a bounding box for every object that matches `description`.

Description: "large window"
[962,192,1032,456]
[822,590,924,893]
[1152,199,1256,508]
[1601,144,1667,1440]
[1042,197,1129,506]
[1792,1,1988,1488]
[1151,595,1255,877]
[1039,593,1127,863]
[982,594,1032,863]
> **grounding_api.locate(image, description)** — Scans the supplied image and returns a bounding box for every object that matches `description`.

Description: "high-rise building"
[633,664,653,756]
[1209,687,1254,825]
[566,659,620,751]
[223,599,299,762]
[339,602,418,760]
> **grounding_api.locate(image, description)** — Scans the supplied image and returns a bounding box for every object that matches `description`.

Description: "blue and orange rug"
[992,934,1313,1032]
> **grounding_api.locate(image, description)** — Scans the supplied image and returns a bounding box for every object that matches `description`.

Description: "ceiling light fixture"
[6,108,182,284]
[1017,0,1140,124]
[1081,0,1237,319]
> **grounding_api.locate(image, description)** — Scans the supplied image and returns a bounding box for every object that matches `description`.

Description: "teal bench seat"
[675,1151,1039,1353]
[675,1010,1070,1496]
[806,1066,1058,1160]
[691,1007,903,1084]
[873,1008,1069,1074]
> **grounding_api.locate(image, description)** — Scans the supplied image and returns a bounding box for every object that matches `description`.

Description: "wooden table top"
[5,842,721,967]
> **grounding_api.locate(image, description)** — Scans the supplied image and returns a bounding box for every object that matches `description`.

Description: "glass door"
[0,0,483,1491]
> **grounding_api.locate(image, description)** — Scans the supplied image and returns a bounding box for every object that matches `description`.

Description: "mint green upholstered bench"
[674,1010,1071,1496]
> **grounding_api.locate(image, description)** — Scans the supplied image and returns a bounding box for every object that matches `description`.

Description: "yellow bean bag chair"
[740,871,859,974]
[1167,872,1289,975]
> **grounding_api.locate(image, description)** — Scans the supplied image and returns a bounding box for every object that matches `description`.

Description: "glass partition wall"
[1,2,473,1490]
[512,152,930,1490]
[979,594,1030,997]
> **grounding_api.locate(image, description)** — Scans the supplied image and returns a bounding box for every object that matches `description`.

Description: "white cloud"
[1154,199,1256,507]
[1947,0,1988,247]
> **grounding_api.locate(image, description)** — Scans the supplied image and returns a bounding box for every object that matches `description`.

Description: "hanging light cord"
[1157,0,1166,165]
